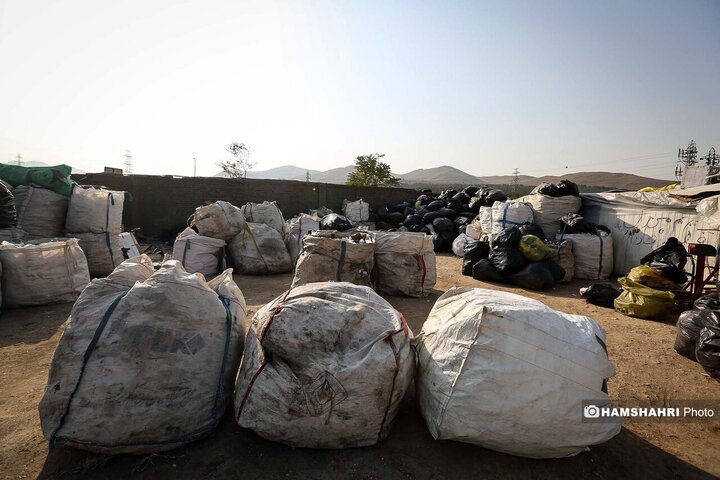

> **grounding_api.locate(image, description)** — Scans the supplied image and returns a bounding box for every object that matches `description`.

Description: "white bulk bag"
[189,201,246,240]
[13,186,69,239]
[39,256,247,454]
[228,223,291,274]
[66,186,124,234]
[284,214,320,265]
[73,232,125,277]
[172,227,226,277]
[466,217,483,240]
[451,233,469,257]
[234,282,413,448]
[0,238,90,307]
[374,231,436,297]
[342,199,370,223]
[414,287,621,458]
[490,201,535,238]
[546,239,575,283]
[527,194,582,239]
[292,231,374,288]
[479,207,493,237]
[240,201,284,234]
[557,231,613,280]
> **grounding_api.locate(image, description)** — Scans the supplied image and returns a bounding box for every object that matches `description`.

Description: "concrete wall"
[71,173,418,238]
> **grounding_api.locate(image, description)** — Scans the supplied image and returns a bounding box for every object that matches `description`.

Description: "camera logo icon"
[584,405,601,418]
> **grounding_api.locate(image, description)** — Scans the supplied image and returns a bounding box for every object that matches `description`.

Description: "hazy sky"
[1,0,718,179]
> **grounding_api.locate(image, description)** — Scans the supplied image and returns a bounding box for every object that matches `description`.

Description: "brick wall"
[71,173,419,238]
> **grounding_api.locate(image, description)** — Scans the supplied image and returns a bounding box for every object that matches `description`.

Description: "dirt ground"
[1,254,719,480]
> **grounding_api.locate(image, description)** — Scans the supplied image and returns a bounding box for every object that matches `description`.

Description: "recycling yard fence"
[70,173,418,239]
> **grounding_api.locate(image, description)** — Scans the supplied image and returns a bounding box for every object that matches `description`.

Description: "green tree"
[346,153,400,187]
[218,142,255,178]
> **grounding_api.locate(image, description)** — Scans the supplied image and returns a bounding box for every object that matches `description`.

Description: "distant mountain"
[2,160,85,174]
[215,163,672,191]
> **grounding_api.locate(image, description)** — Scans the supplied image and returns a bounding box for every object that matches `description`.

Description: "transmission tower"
[512,168,519,197]
[15,154,24,166]
[701,147,719,166]
[124,150,133,175]
[676,139,699,180]
[306,170,310,182]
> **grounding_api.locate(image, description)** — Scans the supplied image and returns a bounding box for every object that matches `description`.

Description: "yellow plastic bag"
[518,235,553,262]
[614,277,675,320]
[638,184,677,192]
[627,265,678,290]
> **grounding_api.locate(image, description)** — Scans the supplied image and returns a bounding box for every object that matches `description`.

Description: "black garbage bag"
[469,196,484,212]
[492,226,523,248]
[640,237,688,284]
[0,180,17,228]
[531,183,560,197]
[388,202,410,213]
[415,207,428,217]
[422,211,443,224]
[518,222,546,241]
[419,226,431,235]
[489,245,526,276]
[472,259,507,283]
[452,192,470,204]
[695,294,720,311]
[368,212,379,222]
[675,310,720,361]
[460,203,474,213]
[438,190,457,201]
[509,262,556,291]
[446,200,464,213]
[319,213,353,231]
[376,207,389,219]
[462,240,490,276]
[386,212,405,226]
[432,232,453,252]
[409,224,423,233]
[426,200,445,212]
[404,214,422,227]
[560,213,598,234]
[464,186,481,197]
[439,230,456,243]
[484,189,508,205]
[696,325,720,380]
[581,283,621,308]
[376,221,393,230]
[432,217,454,232]
[403,206,415,217]
[454,216,471,227]
[557,180,580,197]
[543,260,566,282]
[458,225,467,234]
[436,207,457,218]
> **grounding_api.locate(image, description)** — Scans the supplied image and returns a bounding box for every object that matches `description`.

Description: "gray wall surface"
[71,173,418,238]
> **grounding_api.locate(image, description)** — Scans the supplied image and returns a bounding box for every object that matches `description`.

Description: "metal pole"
[193,157,197,177]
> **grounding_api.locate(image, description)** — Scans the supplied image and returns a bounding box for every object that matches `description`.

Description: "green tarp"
[0,164,76,196]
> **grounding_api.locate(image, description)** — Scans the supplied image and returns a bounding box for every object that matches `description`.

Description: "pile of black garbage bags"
[531,180,580,197]
[675,294,720,380]
[461,223,565,291]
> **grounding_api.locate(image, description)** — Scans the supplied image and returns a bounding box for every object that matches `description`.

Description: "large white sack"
[292,231,374,288]
[39,256,247,454]
[479,207,493,237]
[527,194,582,239]
[13,185,69,239]
[228,223,291,274]
[557,231,613,280]
[172,227,226,277]
[284,214,320,265]
[189,201,246,240]
[451,233,469,257]
[490,201,535,238]
[65,186,124,234]
[240,201,284,234]
[73,232,125,277]
[342,199,370,223]
[466,217,483,240]
[414,287,621,458]
[0,238,90,307]
[234,281,413,448]
[374,231,436,297]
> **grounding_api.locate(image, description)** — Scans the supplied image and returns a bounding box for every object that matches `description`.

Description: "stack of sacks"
[39,256,247,453]
[187,201,246,240]
[284,213,320,265]
[342,199,370,223]
[228,223,291,274]
[234,282,413,447]
[525,180,582,239]
[464,225,566,291]
[65,186,125,277]
[556,214,613,280]
[373,231,436,297]
[0,238,90,307]
[292,231,374,288]
[13,185,68,240]
[414,287,621,458]
[240,201,284,234]
[171,227,226,278]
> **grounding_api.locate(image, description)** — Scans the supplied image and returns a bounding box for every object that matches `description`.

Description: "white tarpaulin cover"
[525,194,582,239]
[39,256,247,454]
[234,282,413,448]
[342,199,370,223]
[0,238,90,307]
[581,191,713,275]
[66,186,124,234]
[13,186,69,239]
[240,201,285,234]
[414,287,621,458]
[172,227,226,277]
[228,223,291,274]
[189,201,246,240]
[373,231,436,297]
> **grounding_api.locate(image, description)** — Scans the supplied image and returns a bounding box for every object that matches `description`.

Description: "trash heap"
[675,294,720,380]
[461,225,567,291]
[613,238,686,319]
[524,180,582,239]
